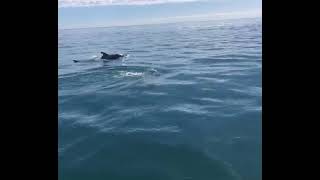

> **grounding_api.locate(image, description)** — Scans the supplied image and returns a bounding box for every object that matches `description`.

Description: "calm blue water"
[58,17,261,180]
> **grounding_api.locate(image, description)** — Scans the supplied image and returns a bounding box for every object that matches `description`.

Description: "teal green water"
[59,17,261,180]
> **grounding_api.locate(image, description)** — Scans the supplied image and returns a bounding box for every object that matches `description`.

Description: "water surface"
[59,17,262,180]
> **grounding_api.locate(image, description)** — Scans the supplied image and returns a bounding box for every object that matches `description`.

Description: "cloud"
[128,9,262,26]
[151,9,261,22]
[58,0,203,8]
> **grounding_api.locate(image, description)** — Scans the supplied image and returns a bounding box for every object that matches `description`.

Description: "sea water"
[58,17,261,180]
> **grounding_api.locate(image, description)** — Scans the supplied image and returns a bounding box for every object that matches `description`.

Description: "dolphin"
[72,52,126,63]
[100,52,125,60]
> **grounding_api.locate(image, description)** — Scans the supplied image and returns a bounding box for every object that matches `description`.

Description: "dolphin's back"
[107,54,122,59]
[101,52,123,60]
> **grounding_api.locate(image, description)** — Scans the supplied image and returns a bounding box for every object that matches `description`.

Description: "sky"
[58,0,262,29]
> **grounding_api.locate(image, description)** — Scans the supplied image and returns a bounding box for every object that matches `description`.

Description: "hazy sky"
[58,0,261,29]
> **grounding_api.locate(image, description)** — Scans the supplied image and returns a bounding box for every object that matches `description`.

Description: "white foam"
[119,71,144,77]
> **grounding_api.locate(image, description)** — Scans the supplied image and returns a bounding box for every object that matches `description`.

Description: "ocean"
[58,17,262,180]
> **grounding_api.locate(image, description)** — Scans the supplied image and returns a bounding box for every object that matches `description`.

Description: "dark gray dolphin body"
[100,52,124,60]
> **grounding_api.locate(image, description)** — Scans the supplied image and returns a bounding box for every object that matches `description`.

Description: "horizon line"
[59,10,261,30]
